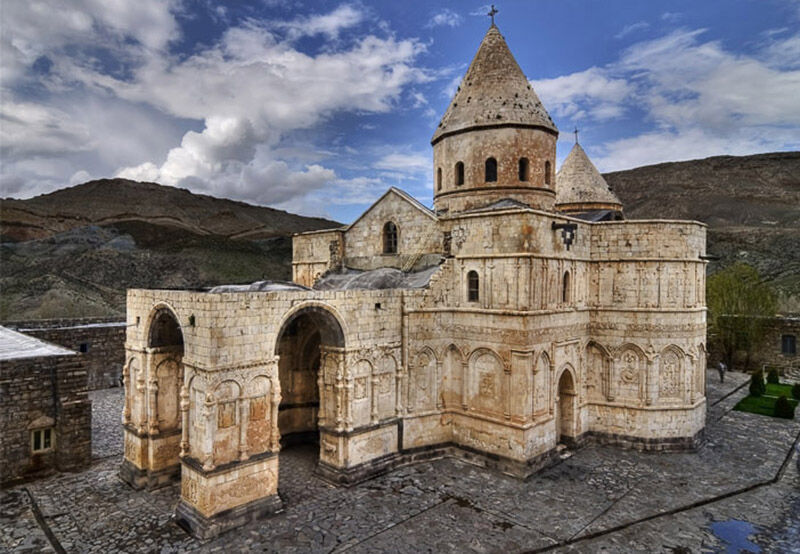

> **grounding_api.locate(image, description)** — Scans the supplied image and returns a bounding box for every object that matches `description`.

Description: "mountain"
[0,179,339,320]
[604,151,800,312]
[0,178,336,242]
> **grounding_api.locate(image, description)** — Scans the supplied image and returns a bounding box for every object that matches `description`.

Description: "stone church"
[121,23,708,538]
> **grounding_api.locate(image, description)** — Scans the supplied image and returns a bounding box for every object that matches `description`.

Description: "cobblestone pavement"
[2,370,798,553]
[89,388,124,460]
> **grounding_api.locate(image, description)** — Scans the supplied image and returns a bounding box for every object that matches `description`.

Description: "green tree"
[707,263,777,370]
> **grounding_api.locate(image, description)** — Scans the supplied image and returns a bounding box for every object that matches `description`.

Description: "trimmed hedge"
[774,395,796,419]
[749,371,766,397]
[793,383,800,400]
[767,369,780,384]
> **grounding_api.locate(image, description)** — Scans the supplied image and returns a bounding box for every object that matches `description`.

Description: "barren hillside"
[0,180,339,320]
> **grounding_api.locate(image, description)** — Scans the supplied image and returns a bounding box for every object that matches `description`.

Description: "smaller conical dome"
[555,143,623,214]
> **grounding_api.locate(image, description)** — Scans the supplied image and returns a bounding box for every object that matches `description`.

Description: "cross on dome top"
[488,5,499,26]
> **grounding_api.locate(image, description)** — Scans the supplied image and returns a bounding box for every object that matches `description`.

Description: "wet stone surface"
[3,370,799,553]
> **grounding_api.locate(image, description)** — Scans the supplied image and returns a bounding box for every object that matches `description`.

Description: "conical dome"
[555,143,623,214]
[431,25,557,144]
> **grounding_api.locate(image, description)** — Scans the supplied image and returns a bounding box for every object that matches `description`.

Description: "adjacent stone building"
[4,317,126,389]
[0,326,92,486]
[122,24,708,538]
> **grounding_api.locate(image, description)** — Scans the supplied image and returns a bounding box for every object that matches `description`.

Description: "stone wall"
[4,317,126,389]
[0,353,91,486]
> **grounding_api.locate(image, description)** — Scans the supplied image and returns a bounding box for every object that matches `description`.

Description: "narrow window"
[782,334,797,355]
[562,271,571,303]
[383,221,398,254]
[79,342,89,353]
[518,158,529,181]
[485,157,497,182]
[437,167,442,191]
[467,270,480,302]
[545,160,552,186]
[455,162,465,186]
[31,428,53,453]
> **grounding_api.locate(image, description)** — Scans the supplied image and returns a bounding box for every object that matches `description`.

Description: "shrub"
[766,368,780,384]
[774,396,795,419]
[749,371,766,397]
[792,383,800,400]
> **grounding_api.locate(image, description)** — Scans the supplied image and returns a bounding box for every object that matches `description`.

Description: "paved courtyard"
[1,370,799,553]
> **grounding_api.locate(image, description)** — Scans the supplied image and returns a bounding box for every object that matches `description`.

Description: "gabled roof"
[432,25,557,144]
[346,187,437,231]
[556,143,622,208]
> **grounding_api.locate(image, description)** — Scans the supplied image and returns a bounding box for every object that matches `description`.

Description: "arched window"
[545,160,552,186]
[383,221,398,254]
[437,167,442,191]
[467,270,480,302]
[562,271,571,303]
[455,162,465,186]
[519,158,529,182]
[485,157,497,182]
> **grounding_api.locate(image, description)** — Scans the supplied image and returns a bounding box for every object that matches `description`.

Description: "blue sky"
[2,1,799,223]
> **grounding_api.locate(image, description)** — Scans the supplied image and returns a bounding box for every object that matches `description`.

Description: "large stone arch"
[273,303,345,451]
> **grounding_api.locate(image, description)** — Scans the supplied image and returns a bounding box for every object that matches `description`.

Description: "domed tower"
[555,142,623,219]
[431,24,558,214]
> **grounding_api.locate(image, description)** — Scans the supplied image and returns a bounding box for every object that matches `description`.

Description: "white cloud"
[533,68,633,122]
[614,21,650,40]
[1,4,431,212]
[426,9,463,29]
[270,4,365,41]
[539,28,800,171]
[374,153,429,174]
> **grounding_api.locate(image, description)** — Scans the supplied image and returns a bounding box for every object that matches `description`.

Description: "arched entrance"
[275,306,344,453]
[557,369,577,445]
[146,308,184,477]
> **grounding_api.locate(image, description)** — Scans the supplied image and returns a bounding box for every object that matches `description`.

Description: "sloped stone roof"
[0,326,76,360]
[431,25,557,144]
[556,143,622,208]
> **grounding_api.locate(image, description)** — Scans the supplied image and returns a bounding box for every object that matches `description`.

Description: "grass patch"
[765,383,794,397]
[735,391,798,417]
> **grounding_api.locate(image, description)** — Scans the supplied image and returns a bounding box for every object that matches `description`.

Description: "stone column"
[461,361,468,410]
[503,364,512,420]
[370,370,379,424]
[645,357,656,406]
[317,359,327,427]
[334,354,345,431]
[548,359,556,415]
[137,356,148,434]
[270,373,281,451]
[435,360,443,410]
[148,378,160,434]
[179,385,190,457]
[202,393,215,471]
[122,359,132,425]
[239,397,249,461]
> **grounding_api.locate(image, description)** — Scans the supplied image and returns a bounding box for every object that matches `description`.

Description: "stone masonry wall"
[5,318,126,390]
[0,354,91,486]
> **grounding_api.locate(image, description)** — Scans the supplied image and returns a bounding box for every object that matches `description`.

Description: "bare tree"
[707,263,777,371]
